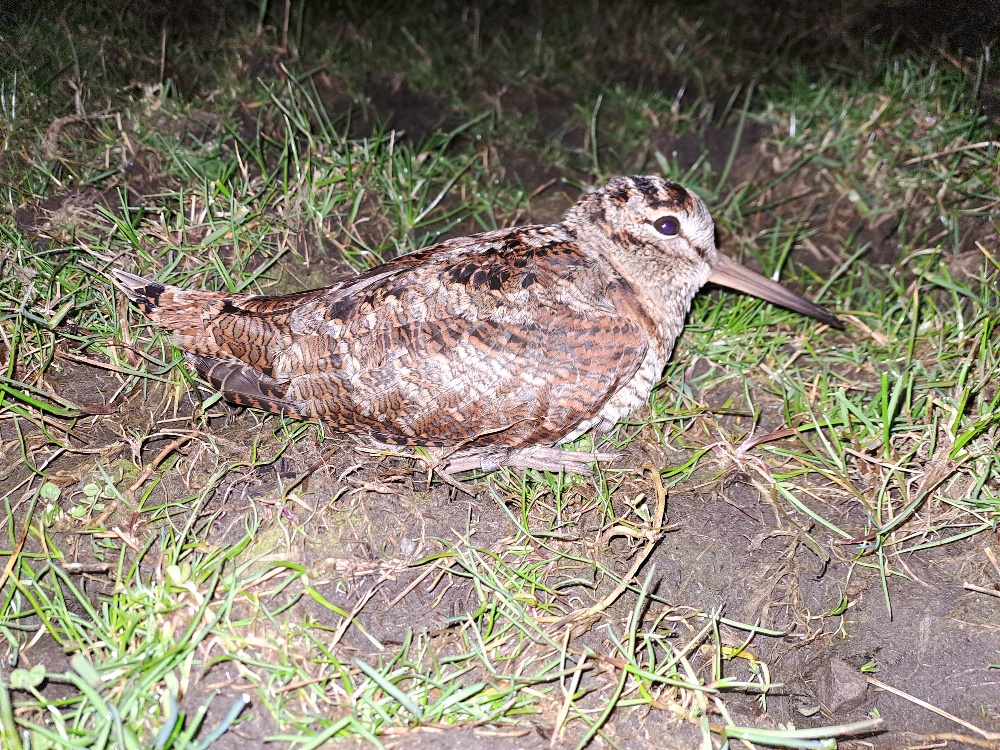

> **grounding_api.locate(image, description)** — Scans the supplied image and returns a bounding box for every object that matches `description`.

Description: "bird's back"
[116,224,651,449]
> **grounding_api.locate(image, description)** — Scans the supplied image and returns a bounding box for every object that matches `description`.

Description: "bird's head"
[564,175,843,329]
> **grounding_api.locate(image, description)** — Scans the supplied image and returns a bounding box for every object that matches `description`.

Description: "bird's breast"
[559,346,667,443]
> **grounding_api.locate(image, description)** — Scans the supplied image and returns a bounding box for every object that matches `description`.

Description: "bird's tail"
[112,267,327,370]
[113,269,235,352]
[112,268,316,418]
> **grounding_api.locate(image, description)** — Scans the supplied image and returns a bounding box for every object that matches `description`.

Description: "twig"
[985,547,1000,579]
[41,111,115,161]
[280,442,343,501]
[126,434,194,494]
[108,526,142,553]
[551,649,588,746]
[0,490,37,595]
[328,581,383,650]
[868,676,1000,741]
[903,141,999,165]
[555,463,667,627]
[963,582,1000,599]
[906,733,1000,749]
[529,178,559,198]
[383,560,444,612]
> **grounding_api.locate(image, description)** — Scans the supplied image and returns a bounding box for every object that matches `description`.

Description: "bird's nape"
[706,255,844,329]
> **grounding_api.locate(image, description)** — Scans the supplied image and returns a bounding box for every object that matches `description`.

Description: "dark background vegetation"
[4,0,999,124]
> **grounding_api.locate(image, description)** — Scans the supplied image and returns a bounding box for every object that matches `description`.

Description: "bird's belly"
[559,347,666,443]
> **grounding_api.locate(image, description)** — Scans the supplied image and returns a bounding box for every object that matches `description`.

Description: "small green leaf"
[824,590,849,617]
[41,503,62,525]
[39,481,61,502]
[200,392,224,410]
[166,565,185,586]
[9,664,46,689]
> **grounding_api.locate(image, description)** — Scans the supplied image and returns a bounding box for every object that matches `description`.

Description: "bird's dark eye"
[653,216,680,236]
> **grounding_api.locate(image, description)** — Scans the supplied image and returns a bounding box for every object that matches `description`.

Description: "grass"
[1,2,999,749]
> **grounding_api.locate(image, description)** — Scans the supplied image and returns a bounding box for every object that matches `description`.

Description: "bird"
[114,175,842,476]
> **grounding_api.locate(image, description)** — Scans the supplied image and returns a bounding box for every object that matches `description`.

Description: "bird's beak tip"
[707,255,844,329]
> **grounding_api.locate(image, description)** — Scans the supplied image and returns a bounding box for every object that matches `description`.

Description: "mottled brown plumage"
[115,175,842,474]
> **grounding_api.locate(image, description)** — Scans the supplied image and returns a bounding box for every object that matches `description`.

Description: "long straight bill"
[707,255,844,329]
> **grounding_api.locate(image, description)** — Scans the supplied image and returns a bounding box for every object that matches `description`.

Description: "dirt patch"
[335,726,552,750]
[645,119,773,186]
[311,68,464,144]
[859,0,1000,54]
[116,378,1000,745]
[217,434,1000,747]
[478,82,584,149]
[658,471,1000,739]
[13,188,117,239]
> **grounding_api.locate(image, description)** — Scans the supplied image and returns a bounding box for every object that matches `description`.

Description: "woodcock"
[115,175,843,475]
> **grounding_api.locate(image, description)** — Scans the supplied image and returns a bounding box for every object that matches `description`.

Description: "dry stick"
[383,561,445,613]
[555,462,667,628]
[910,733,1000,749]
[551,649,588,747]
[529,178,559,199]
[60,562,112,574]
[238,565,292,594]
[58,349,169,380]
[41,111,114,161]
[903,140,999,165]
[985,547,1000,579]
[962,582,1000,599]
[279,442,343,501]
[867,676,1000,742]
[158,21,167,85]
[107,526,143,553]
[273,673,331,695]
[0,452,70,592]
[0,490,38,595]
[328,581,383,650]
[127,434,194,494]
[281,0,290,50]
